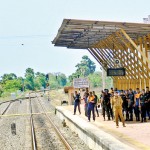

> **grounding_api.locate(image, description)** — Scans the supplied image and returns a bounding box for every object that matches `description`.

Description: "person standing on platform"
[134,88,141,121]
[111,91,126,128]
[140,89,147,122]
[93,91,99,117]
[87,92,95,122]
[120,90,129,121]
[73,91,81,115]
[125,90,130,121]
[128,89,134,121]
[104,89,113,120]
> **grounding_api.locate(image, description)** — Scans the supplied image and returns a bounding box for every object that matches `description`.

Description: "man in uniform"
[73,91,81,115]
[102,89,113,121]
[128,89,134,121]
[120,90,129,121]
[111,91,126,128]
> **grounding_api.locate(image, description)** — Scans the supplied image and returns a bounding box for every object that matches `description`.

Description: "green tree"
[48,73,59,89]
[1,73,17,83]
[3,79,22,92]
[47,73,67,89]
[67,55,96,85]
[105,77,113,89]
[57,73,67,86]
[75,55,96,77]
[88,71,102,88]
[24,68,35,90]
[34,72,46,90]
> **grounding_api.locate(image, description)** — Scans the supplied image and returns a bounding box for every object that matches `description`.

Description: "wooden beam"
[115,32,150,78]
[120,28,150,64]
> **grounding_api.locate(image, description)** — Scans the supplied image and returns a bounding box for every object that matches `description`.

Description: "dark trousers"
[95,105,99,116]
[141,103,146,121]
[134,105,140,121]
[107,104,113,119]
[122,106,129,120]
[128,105,133,120]
[74,102,81,114]
[88,103,95,121]
[102,104,113,120]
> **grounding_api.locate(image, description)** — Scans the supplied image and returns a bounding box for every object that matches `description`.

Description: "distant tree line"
[0,55,112,97]
[0,68,67,97]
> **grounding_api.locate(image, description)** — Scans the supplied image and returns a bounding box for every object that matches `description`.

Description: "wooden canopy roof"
[52,19,150,89]
[52,19,150,49]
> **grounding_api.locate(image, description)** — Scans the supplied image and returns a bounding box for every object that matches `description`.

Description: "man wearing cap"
[112,91,126,128]
[102,89,113,121]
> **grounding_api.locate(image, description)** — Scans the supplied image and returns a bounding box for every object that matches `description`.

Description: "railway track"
[0,91,89,150]
[29,93,73,150]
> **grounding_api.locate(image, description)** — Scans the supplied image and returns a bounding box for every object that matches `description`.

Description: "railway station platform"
[56,104,150,150]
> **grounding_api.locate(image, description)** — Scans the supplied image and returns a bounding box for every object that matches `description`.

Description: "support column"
[102,68,106,90]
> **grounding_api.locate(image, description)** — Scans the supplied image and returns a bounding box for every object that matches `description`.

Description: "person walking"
[112,91,126,128]
[73,91,81,115]
[87,92,95,122]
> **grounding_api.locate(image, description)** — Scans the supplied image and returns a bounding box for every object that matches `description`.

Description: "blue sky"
[0,0,149,77]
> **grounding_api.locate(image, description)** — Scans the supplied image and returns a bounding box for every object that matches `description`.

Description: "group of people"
[73,86,150,127]
[100,87,150,127]
[73,90,99,122]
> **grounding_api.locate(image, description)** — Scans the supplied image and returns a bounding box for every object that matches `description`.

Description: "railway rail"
[29,94,37,150]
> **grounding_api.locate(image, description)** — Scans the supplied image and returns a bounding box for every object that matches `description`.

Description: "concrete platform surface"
[56,104,150,150]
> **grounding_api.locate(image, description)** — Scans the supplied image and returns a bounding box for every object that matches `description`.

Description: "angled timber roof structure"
[52,19,150,89]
